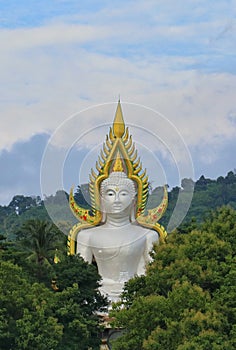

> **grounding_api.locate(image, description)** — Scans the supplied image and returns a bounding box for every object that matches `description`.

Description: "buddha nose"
[114,193,121,203]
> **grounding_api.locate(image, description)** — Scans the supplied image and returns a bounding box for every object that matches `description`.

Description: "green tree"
[8,195,40,215]
[16,219,63,264]
[111,206,236,349]
[53,254,107,349]
[15,219,64,283]
[0,256,107,349]
[0,261,63,350]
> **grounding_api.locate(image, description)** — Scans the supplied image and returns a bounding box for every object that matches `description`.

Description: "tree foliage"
[0,220,107,349]
[0,258,106,350]
[111,206,236,349]
[1,170,236,239]
[0,261,63,349]
[160,170,236,227]
[10,219,65,284]
[0,170,236,348]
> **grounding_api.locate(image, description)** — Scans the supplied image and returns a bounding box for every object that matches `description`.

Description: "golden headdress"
[68,101,168,254]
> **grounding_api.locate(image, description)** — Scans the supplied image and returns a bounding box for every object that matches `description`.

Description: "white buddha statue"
[68,101,167,303]
[76,172,159,302]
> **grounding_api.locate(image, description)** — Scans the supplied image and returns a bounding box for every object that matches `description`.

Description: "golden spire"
[112,151,125,172]
[113,100,125,138]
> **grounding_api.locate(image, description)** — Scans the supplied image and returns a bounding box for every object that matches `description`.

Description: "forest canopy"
[0,170,236,240]
[110,206,236,349]
[0,170,235,349]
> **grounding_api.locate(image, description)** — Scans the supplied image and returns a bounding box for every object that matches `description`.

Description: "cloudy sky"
[0,0,236,205]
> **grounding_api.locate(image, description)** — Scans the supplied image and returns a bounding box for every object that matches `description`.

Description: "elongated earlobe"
[130,199,136,222]
[100,199,107,223]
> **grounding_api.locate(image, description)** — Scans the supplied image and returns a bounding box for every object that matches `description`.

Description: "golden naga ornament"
[68,101,168,254]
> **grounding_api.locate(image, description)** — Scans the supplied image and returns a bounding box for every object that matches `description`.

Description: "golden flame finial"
[112,151,125,172]
[113,100,125,138]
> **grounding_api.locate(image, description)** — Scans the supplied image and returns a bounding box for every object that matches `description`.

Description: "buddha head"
[100,172,137,221]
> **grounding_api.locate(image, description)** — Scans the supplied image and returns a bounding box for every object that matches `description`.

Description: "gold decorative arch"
[68,101,168,254]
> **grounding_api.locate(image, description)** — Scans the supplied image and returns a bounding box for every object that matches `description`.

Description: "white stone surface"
[77,172,158,302]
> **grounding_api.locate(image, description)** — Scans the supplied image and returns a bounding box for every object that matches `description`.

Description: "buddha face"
[101,185,134,214]
[100,172,136,215]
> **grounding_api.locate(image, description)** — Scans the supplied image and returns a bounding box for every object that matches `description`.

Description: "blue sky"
[0,0,236,205]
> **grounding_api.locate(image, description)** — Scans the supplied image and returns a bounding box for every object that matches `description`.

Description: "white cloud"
[0,1,236,163]
[0,24,108,50]
[0,0,236,206]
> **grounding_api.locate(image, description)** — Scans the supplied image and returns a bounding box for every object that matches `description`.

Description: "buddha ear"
[130,198,137,222]
[100,198,107,223]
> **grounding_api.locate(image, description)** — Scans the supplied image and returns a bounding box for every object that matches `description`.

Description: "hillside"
[0,170,236,239]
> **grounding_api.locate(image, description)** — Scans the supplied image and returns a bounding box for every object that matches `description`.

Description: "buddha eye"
[106,190,115,196]
[120,191,128,196]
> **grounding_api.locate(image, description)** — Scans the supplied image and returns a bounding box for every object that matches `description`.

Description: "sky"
[0,0,236,206]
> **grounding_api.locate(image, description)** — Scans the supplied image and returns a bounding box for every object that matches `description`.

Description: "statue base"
[99,314,124,350]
